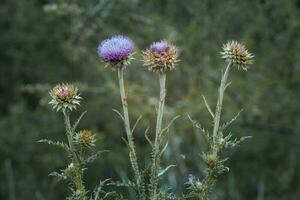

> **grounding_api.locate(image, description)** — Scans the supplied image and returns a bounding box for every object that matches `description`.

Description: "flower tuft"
[221,41,254,71]
[143,40,179,73]
[49,83,81,112]
[75,130,96,148]
[97,35,134,69]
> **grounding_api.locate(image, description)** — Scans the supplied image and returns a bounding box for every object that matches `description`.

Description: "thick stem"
[63,110,78,165]
[117,68,144,198]
[212,63,231,154]
[63,110,86,198]
[150,73,166,199]
[155,73,166,138]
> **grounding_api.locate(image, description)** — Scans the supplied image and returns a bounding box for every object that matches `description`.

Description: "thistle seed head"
[143,40,179,73]
[49,83,81,112]
[221,41,254,71]
[75,130,96,148]
[97,35,134,69]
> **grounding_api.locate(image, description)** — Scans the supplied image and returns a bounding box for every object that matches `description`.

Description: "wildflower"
[75,130,96,148]
[221,41,254,70]
[97,35,134,69]
[143,40,179,73]
[49,83,81,112]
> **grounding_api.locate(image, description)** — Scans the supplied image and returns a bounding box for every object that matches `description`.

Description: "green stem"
[117,68,144,199]
[212,63,231,154]
[63,110,86,198]
[198,63,232,200]
[150,72,166,199]
[63,110,78,164]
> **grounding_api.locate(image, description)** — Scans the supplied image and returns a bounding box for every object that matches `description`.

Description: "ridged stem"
[199,63,232,200]
[212,62,231,154]
[117,67,145,199]
[150,72,166,200]
[62,110,86,199]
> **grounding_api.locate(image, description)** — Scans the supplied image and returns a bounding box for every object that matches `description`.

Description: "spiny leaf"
[49,171,67,181]
[220,109,243,131]
[72,111,87,133]
[38,139,69,151]
[112,109,125,121]
[202,95,214,119]
[131,115,143,133]
[187,114,211,143]
[85,150,110,164]
[158,164,176,177]
[159,141,169,157]
[144,127,153,147]
[158,115,180,138]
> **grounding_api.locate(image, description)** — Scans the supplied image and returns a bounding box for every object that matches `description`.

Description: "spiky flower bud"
[97,35,134,69]
[221,41,254,71]
[202,153,219,168]
[143,40,179,73]
[49,83,81,112]
[64,162,76,178]
[75,130,96,148]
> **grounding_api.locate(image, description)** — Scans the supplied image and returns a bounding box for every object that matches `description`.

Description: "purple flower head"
[150,41,170,53]
[97,35,134,62]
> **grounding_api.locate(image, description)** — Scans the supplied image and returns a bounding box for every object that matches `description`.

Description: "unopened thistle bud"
[143,40,179,73]
[97,35,134,69]
[202,153,219,168]
[49,83,81,112]
[64,162,76,177]
[221,41,254,71]
[75,130,96,148]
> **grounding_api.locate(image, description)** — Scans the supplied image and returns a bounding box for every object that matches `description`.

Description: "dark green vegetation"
[1,0,300,199]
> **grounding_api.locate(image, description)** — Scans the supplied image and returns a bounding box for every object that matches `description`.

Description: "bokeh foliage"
[1,0,300,199]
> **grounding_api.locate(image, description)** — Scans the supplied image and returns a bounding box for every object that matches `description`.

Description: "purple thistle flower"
[150,41,170,53]
[97,35,134,62]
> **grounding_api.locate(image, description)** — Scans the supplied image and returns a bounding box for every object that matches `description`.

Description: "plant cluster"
[42,35,254,200]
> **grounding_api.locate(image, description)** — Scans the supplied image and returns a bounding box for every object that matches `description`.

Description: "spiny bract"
[143,40,179,73]
[221,41,254,71]
[49,83,81,112]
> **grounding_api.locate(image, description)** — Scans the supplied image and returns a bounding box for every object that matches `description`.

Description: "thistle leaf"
[158,115,180,138]
[202,95,214,119]
[72,111,87,133]
[158,164,176,177]
[49,171,67,181]
[38,139,69,151]
[85,150,110,164]
[220,109,243,131]
[131,115,143,133]
[112,109,125,121]
[144,127,153,147]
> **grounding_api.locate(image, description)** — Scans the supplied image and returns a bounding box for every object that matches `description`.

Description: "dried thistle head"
[143,40,179,73]
[75,130,96,148]
[221,41,254,71]
[97,35,134,69]
[49,83,81,112]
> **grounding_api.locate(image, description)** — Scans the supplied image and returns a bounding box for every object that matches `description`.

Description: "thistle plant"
[97,35,145,199]
[41,83,110,200]
[143,41,179,200]
[186,41,254,200]
[42,36,254,200]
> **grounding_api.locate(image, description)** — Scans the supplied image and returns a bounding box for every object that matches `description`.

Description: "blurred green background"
[1,0,300,199]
